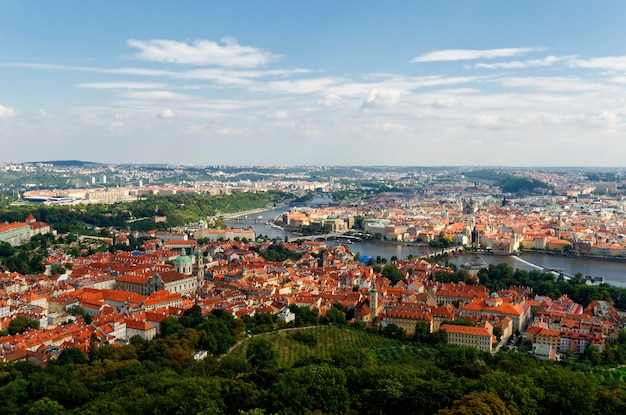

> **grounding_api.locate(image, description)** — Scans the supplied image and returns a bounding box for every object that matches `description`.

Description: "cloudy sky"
[2,1,626,166]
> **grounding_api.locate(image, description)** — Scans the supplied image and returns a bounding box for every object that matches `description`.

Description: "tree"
[382,323,406,341]
[330,347,371,369]
[269,364,348,415]
[56,347,88,366]
[246,338,278,370]
[413,321,431,341]
[160,317,185,337]
[320,304,347,326]
[533,366,598,415]
[27,397,65,415]
[478,371,543,415]
[0,241,15,257]
[8,315,39,335]
[67,305,91,324]
[382,264,405,286]
[493,326,504,341]
[437,392,514,415]
[585,344,602,366]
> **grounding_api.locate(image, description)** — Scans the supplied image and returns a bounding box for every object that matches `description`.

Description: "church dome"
[487,292,503,307]
[175,250,192,265]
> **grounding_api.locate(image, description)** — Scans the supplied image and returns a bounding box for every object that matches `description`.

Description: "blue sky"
[2,1,626,166]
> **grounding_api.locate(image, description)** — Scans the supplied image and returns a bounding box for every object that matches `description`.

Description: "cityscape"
[0,161,626,413]
[3,1,626,414]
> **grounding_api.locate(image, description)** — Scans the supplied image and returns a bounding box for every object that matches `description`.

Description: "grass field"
[220,325,403,369]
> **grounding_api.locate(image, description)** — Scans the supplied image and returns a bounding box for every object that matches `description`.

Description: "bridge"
[417,246,464,259]
[288,233,362,242]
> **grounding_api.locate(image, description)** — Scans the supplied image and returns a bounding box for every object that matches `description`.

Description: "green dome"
[175,249,192,265]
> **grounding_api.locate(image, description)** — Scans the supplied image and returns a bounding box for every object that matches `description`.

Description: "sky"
[2,1,626,167]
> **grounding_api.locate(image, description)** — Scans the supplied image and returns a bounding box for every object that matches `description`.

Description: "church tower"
[369,281,378,322]
[196,248,204,286]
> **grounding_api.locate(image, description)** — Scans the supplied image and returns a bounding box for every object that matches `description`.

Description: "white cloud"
[251,77,340,94]
[411,47,544,63]
[586,111,621,128]
[497,76,606,92]
[362,88,401,108]
[0,104,17,119]
[475,55,571,69]
[158,109,177,119]
[119,90,194,101]
[432,98,461,109]
[268,111,288,119]
[609,77,626,84]
[468,114,501,128]
[371,122,404,133]
[216,127,250,136]
[318,94,341,106]
[1,62,176,77]
[3,63,311,88]
[127,37,280,67]
[79,82,166,89]
[108,121,125,132]
[568,56,626,71]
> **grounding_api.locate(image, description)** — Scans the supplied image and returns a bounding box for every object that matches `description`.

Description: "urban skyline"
[2,1,626,166]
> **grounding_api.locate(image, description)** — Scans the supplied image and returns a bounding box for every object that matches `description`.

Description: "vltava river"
[227,206,626,287]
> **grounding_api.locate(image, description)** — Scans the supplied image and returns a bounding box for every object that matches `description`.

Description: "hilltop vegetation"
[437,262,626,310]
[464,170,550,193]
[0,190,288,233]
[2,303,626,414]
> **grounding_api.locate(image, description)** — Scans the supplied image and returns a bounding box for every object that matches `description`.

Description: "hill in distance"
[29,160,105,167]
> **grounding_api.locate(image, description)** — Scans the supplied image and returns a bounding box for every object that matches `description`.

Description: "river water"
[226,204,626,287]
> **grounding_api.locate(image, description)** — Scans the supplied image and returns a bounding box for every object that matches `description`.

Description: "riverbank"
[226,208,626,287]
[519,249,626,264]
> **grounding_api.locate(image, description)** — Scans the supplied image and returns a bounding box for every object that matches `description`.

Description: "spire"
[196,247,205,287]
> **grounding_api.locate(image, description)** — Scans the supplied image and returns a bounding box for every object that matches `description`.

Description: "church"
[116,249,205,296]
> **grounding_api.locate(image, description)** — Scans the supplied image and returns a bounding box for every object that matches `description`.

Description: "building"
[532,343,557,360]
[125,319,157,341]
[441,321,494,352]
[277,307,295,324]
[381,305,433,335]
[25,213,51,237]
[459,293,531,332]
[0,222,31,246]
[116,271,198,296]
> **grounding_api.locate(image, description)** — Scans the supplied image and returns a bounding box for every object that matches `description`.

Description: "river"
[226,203,626,288]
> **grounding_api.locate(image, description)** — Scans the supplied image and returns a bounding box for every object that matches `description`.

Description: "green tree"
[533,366,598,415]
[56,347,88,366]
[320,304,347,325]
[493,326,503,341]
[584,344,602,366]
[437,392,514,415]
[270,364,348,415]
[478,371,543,415]
[0,241,15,257]
[246,338,278,370]
[27,397,65,415]
[330,347,372,369]
[382,264,405,286]
[8,315,39,335]
[382,323,406,341]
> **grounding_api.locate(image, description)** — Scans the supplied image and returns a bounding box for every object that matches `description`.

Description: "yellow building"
[382,308,433,335]
[441,321,493,352]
